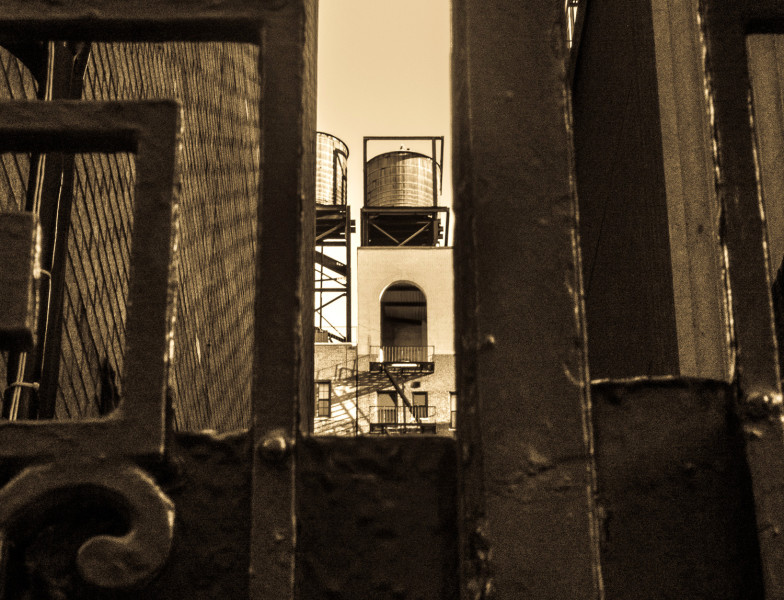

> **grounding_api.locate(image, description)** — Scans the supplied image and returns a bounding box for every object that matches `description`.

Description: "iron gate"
[0,0,782,598]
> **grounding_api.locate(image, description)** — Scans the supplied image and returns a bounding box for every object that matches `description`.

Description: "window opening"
[376,391,397,425]
[315,381,331,418]
[412,391,428,420]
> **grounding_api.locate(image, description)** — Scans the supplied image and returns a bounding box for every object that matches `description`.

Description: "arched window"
[380,283,427,361]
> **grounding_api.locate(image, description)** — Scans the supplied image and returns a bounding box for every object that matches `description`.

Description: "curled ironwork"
[0,460,175,590]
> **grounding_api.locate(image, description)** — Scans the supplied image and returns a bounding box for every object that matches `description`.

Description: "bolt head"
[258,432,290,463]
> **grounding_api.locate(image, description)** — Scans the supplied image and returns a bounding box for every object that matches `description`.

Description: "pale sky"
[316,0,452,337]
[317,0,452,212]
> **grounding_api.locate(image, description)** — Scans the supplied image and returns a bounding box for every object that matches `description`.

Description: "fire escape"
[368,346,436,434]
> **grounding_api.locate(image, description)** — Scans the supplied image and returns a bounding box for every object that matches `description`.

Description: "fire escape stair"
[314,355,436,435]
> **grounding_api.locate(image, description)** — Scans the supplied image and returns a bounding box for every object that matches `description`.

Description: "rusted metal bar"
[699,2,784,596]
[592,377,763,598]
[0,1,281,43]
[699,0,780,397]
[251,0,316,598]
[296,437,458,599]
[452,1,597,597]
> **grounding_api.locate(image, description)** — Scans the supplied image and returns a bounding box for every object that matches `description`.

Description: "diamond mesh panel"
[0,48,38,405]
[54,42,259,430]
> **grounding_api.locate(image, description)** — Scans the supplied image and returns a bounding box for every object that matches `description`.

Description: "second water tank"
[316,132,349,205]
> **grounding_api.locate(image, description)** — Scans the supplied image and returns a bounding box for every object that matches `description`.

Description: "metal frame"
[361,206,450,247]
[453,1,598,596]
[698,2,784,595]
[0,2,590,597]
[0,2,278,43]
[4,1,777,598]
[315,204,352,341]
[0,3,316,598]
[315,131,351,342]
[0,100,179,462]
[361,136,448,249]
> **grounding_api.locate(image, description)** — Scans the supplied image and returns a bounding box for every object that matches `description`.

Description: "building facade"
[314,136,456,436]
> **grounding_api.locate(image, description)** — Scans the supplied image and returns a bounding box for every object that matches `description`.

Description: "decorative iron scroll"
[0,100,181,592]
[0,461,175,590]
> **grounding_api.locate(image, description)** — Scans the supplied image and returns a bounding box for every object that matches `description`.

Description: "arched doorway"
[380,283,427,362]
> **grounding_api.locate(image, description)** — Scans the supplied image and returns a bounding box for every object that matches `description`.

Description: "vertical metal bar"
[362,137,368,248]
[453,0,597,597]
[432,136,438,206]
[363,136,368,209]
[332,145,338,205]
[251,1,316,598]
[445,207,450,248]
[439,135,445,194]
[700,2,779,396]
[6,41,60,420]
[346,205,352,342]
[34,43,91,419]
[699,3,784,596]
[317,238,323,331]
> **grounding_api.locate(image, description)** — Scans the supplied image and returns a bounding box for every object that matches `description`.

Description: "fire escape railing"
[373,404,436,425]
[371,345,434,364]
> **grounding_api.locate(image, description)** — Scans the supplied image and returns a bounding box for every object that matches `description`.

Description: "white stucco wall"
[356,247,454,356]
